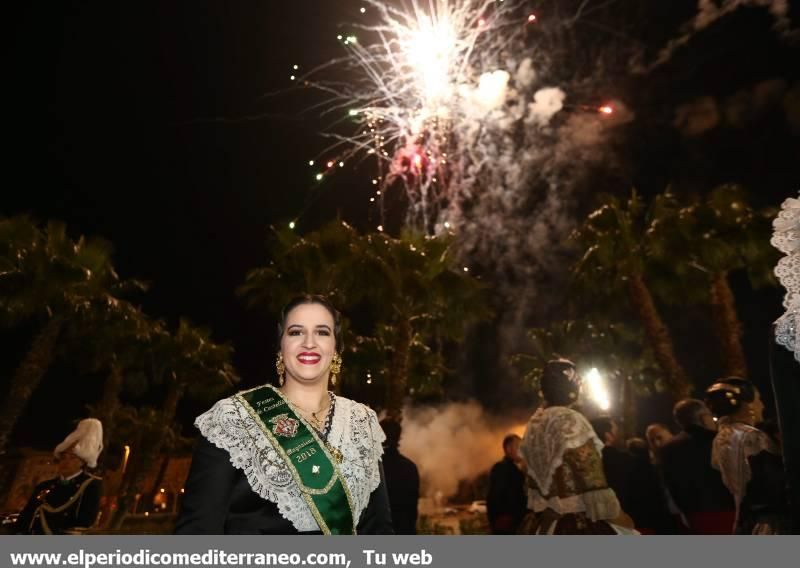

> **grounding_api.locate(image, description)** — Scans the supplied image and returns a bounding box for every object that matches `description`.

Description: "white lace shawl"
[772,194,800,363]
[520,407,618,521]
[711,420,778,527]
[195,391,385,532]
[520,406,605,497]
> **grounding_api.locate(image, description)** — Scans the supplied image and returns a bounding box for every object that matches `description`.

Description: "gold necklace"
[290,397,330,430]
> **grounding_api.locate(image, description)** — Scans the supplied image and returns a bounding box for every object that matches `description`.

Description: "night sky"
[4,1,800,448]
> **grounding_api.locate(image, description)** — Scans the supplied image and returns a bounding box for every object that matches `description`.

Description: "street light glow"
[586,367,610,411]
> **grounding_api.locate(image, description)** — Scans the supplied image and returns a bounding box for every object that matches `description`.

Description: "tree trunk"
[98,363,124,449]
[628,274,692,399]
[161,380,185,429]
[0,317,64,456]
[386,319,412,421]
[621,375,637,439]
[709,271,748,378]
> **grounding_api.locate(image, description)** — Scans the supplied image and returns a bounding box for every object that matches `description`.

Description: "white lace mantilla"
[772,194,800,363]
[519,406,604,497]
[195,389,385,532]
[711,420,778,528]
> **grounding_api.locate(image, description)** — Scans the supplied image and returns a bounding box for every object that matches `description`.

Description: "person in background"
[645,423,674,463]
[624,438,680,534]
[706,377,790,534]
[379,418,420,535]
[14,419,104,535]
[519,360,633,534]
[487,433,526,534]
[659,398,735,534]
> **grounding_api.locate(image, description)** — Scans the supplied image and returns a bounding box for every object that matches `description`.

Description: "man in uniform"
[14,419,104,534]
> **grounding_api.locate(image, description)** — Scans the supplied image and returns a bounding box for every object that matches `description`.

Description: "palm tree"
[341,323,449,409]
[0,217,136,455]
[514,318,661,393]
[573,192,693,399]
[350,230,490,418]
[239,222,491,418]
[648,185,778,377]
[238,222,358,314]
[63,299,157,448]
[109,319,238,528]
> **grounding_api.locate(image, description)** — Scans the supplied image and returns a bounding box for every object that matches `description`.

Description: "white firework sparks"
[302,0,631,320]
[312,0,538,232]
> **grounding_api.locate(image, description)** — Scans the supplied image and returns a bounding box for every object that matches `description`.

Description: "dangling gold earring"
[329,353,342,387]
[276,353,285,387]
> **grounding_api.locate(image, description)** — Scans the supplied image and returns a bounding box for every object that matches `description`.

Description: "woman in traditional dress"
[705,377,790,534]
[518,359,634,534]
[176,295,392,534]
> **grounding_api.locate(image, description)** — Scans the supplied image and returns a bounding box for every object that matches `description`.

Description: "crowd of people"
[10,295,794,536]
[487,360,793,535]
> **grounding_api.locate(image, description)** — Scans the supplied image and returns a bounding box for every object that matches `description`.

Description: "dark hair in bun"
[541,359,581,407]
[704,377,756,417]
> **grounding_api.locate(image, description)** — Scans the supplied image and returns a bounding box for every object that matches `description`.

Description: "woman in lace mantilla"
[175,295,393,534]
[518,359,634,534]
[705,377,790,534]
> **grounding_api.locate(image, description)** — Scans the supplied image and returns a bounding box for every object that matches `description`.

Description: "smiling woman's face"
[280,302,337,386]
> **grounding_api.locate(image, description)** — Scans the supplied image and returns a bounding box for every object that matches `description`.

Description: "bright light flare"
[585,367,611,411]
[599,105,613,114]
[402,11,461,108]
[527,14,537,23]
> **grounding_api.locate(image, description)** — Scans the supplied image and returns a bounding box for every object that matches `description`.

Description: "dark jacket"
[738,448,790,534]
[769,325,800,533]
[14,471,102,534]
[382,446,420,535]
[660,425,734,515]
[625,451,679,533]
[601,445,634,510]
[175,438,393,534]
[487,457,526,534]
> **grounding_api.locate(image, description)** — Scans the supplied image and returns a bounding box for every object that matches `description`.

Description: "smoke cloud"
[527,87,566,126]
[673,79,797,135]
[399,401,527,498]
[638,0,795,73]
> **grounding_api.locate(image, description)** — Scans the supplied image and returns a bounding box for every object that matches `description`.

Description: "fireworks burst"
[310,0,561,233]
[298,0,642,325]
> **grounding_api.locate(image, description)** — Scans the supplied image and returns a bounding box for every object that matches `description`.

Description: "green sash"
[236,385,355,535]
